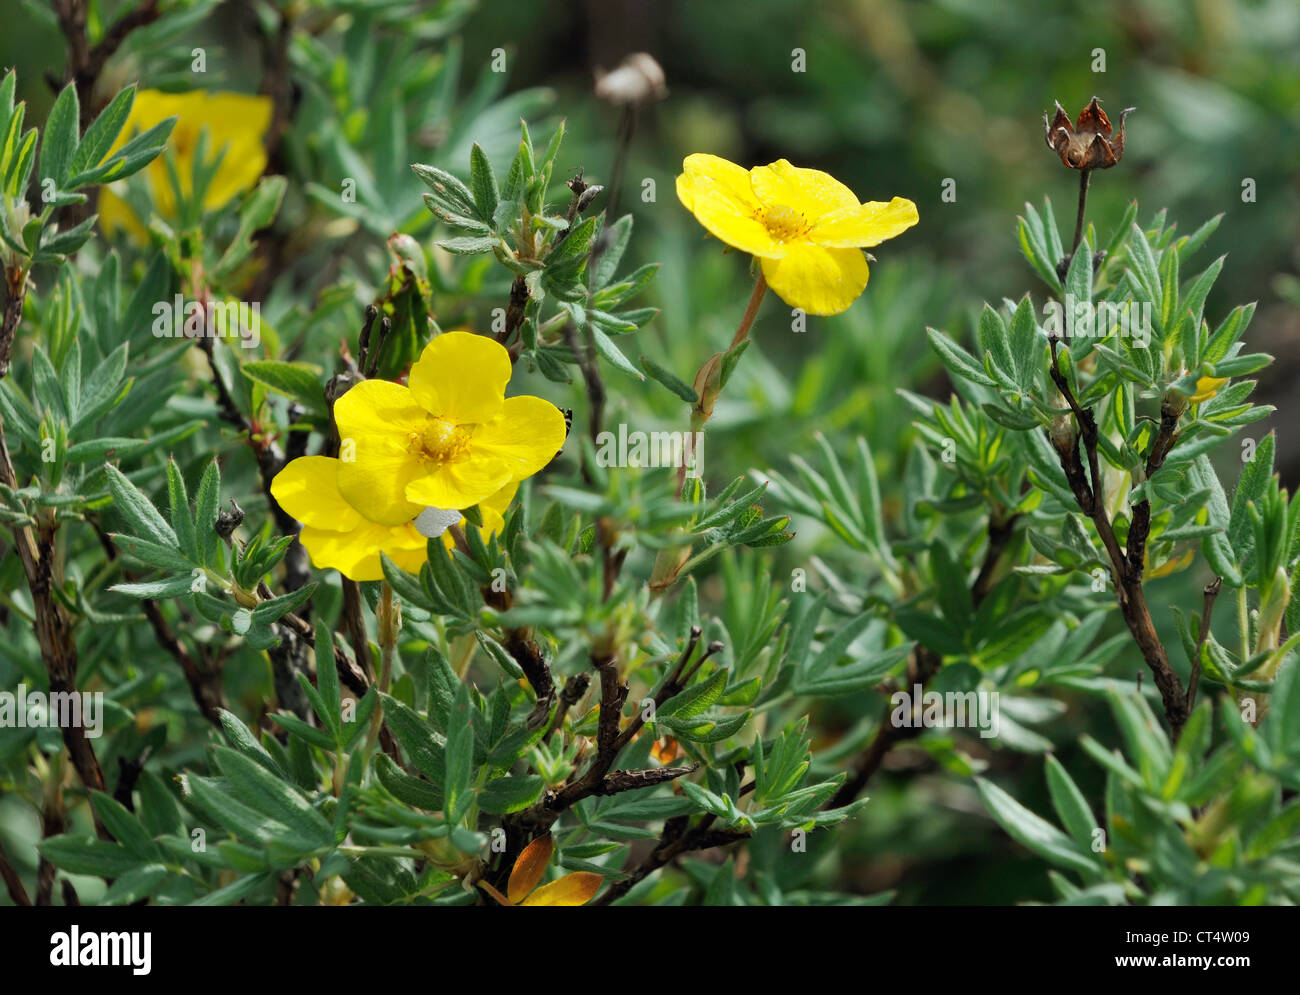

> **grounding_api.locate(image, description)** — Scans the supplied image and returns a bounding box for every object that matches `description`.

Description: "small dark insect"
[554,408,574,460]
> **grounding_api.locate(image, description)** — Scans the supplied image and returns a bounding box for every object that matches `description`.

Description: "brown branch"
[35,793,64,905]
[593,819,749,906]
[0,837,31,906]
[54,0,162,129]
[1047,338,1189,737]
[496,276,530,348]
[483,582,556,726]
[0,420,107,828]
[1,268,27,380]
[142,599,225,724]
[542,672,590,744]
[590,764,697,796]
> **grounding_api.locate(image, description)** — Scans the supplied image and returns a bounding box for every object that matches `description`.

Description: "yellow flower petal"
[519,872,604,906]
[677,153,758,214]
[98,90,272,241]
[469,395,568,483]
[192,92,272,211]
[749,159,860,218]
[760,243,870,316]
[271,456,363,530]
[1189,375,1228,403]
[334,380,430,525]
[508,836,553,906]
[1146,546,1195,580]
[97,187,151,243]
[676,154,786,259]
[299,521,425,582]
[811,197,919,248]
[334,378,428,441]
[408,332,510,425]
[404,452,516,510]
[480,480,518,536]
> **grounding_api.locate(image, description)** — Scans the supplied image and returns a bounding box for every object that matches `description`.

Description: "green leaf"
[192,872,273,906]
[69,85,135,181]
[927,327,996,387]
[167,459,198,563]
[1063,236,1093,314]
[90,792,159,860]
[975,777,1097,876]
[211,747,333,849]
[269,713,336,750]
[112,533,195,572]
[104,464,177,546]
[1008,295,1039,391]
[40,83,79,187]
[641,355,698,403]
[1126,223,1161,304]
[375,753,443,810]
[101,864,169,905]
[214,176,287,277]
[468,143,499,224]
[194,458,222,569]
[658,669,727,722]
[37,835,140,878]
[241,360,326,418]
[1044,755,1100,854]
[381,694,446,783]
[590,327,644,380]
[478,775,545,814]
[411,162,478,217]
[444,684,475,822]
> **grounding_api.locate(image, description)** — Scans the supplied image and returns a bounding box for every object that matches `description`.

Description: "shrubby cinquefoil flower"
[99,89,272,240]
[675,154,918,316]
[272,332,566,580]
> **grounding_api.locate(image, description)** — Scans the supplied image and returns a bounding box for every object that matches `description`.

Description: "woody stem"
[1071,169,1091,254]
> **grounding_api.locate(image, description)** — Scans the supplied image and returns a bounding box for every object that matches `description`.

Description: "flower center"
[411,417,471,464]
[761,204,808,241]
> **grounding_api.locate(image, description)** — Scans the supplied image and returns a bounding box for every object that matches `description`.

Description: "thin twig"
[1187,577,1223,714]
[826,512,1018,811]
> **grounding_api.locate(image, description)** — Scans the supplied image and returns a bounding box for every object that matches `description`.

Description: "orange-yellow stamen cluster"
[761,204,809,241]
[411,417,472,464]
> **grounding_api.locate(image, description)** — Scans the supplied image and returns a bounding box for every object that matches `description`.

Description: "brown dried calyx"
[1044,97,1134,171]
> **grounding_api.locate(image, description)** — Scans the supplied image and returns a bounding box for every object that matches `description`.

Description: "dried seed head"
[594,52,667,107]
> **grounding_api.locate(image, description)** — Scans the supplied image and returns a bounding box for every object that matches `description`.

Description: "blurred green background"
[4,0,1298,904]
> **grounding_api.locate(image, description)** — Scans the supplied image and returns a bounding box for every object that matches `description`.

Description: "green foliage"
[2,0,1298,911]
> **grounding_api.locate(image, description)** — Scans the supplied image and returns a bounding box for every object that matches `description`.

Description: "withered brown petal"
[1110,107,1135,160]
[1045,102,1074,150]
[1076,96,1112,137]
[1087,133,1118,169]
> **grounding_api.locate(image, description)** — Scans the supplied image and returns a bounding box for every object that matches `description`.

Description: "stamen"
[761,204,808,241]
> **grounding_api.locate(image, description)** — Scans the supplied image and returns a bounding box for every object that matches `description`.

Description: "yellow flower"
[1188,375,1228,404]
[272,457,517,582]
[98,89,272,240]
[331,332,565,524]
[270,332,564,581]
[676,154,918,316]
[479,835,602,907]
